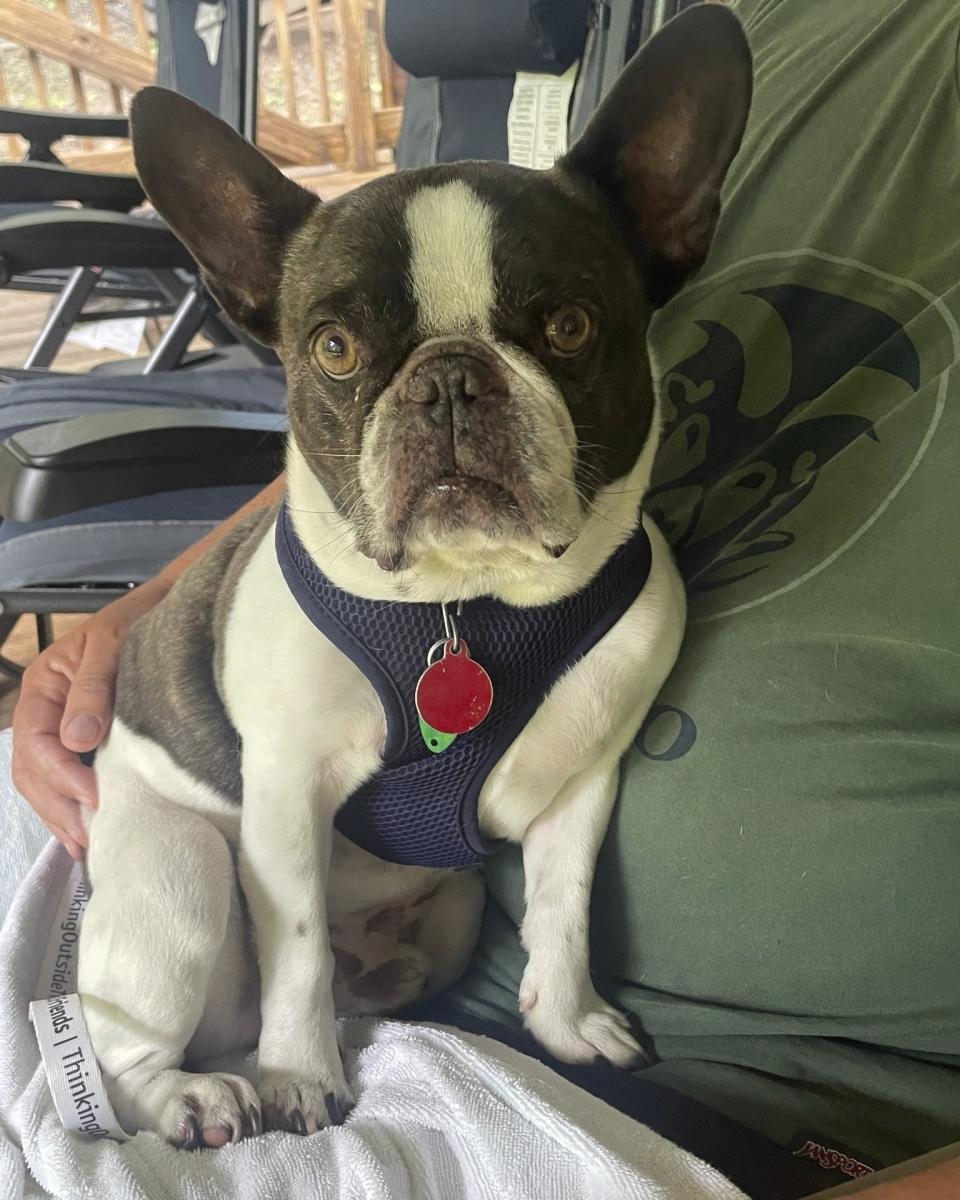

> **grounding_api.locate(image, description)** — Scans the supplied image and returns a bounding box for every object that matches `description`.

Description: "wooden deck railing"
[0,0,404,173]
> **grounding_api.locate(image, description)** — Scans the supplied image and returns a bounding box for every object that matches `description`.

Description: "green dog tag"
[419,716,456,754]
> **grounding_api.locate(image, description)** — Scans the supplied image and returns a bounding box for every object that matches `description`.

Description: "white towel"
[0,833,747,1200]
[0,726,47,927]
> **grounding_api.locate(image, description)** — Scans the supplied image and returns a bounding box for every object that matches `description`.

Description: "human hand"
[11,580,170,858]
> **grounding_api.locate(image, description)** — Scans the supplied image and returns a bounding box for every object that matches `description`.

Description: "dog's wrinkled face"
[131,4,751,578]
[278,165,655,570]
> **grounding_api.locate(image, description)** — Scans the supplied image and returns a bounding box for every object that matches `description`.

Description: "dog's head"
[132,5,750,598]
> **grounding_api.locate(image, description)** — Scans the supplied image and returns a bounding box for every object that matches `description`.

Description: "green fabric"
[449,0,960,1171]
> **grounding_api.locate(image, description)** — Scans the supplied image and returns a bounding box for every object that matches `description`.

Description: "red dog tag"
[415,638,493,736]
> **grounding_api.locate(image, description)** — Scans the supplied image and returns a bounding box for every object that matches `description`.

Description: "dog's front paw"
[150,1070,261,1149]
[259,1074,355,1135]
[520,977,648,1069]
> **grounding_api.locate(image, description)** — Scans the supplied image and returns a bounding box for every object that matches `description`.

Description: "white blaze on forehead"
[405,181,496,335]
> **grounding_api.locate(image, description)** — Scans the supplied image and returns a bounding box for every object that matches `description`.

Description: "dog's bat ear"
[131,87,318,344]
[560,3,751,305]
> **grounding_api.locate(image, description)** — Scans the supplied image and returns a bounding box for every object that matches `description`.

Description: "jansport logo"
[793,1137,875,1179]
[649,251,956,620]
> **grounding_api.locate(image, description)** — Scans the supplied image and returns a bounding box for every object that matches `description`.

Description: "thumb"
[59,637,120,752]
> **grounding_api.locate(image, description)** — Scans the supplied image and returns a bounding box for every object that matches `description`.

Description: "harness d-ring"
[441,599,463,652]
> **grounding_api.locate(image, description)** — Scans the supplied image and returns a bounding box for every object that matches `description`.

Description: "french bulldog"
[77,4,751,1147]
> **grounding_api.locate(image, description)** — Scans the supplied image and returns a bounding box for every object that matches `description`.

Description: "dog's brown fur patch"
[349,955,427,1003]
[332,945,364,979]
[363,905,405,935]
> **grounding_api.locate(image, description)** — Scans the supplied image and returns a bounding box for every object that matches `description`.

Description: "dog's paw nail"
[324,1092,350,1126]
[180,1113,203,1151]
[260,1079,351,1133]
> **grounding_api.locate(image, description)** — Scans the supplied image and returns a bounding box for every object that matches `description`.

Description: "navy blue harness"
[275,502,652,869]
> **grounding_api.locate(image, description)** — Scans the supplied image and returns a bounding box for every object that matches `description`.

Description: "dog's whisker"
[303,525,357,560]
[286,507,354,517]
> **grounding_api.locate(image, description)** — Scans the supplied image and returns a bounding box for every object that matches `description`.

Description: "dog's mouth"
[413,473,520,518]
[410,473,576,560]
[405,470,532,548]
[367,470,560,572]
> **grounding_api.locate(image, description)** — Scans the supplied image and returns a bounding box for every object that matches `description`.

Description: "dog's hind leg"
[415,869,485,996]
[329,871,484,1015]
[78,761,260,1147]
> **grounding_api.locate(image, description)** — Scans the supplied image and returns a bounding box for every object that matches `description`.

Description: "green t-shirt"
[450,0,960,1173]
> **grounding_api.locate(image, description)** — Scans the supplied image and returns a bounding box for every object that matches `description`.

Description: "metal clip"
[440,599,463,653]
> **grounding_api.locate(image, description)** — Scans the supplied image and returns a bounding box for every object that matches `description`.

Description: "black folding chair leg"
[35,612,55,652]
[23,266,100,370]
[0,656,24,682]
[0,611,25,683]
[150,269,191,304]
[142,282,216,372]
[150,270,238,351]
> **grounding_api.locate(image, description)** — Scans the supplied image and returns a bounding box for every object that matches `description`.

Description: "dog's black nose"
[407,355,497,411]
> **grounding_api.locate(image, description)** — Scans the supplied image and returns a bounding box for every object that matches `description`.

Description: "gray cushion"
[0,368,287,588]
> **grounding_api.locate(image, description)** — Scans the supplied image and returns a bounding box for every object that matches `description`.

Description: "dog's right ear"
[131,87,318,344]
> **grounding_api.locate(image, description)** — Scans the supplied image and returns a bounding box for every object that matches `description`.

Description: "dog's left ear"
[560,3,752,304]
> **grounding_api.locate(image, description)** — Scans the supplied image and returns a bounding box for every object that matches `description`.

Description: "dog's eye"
[545,304,593,356]
[312,324,359,378]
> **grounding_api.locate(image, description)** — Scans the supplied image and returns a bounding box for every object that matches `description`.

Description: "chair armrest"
[0,209,194,277]
[0,407,287,521]
[0,162,144,211]
[0,107,128,147]
[0,368,83,384]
